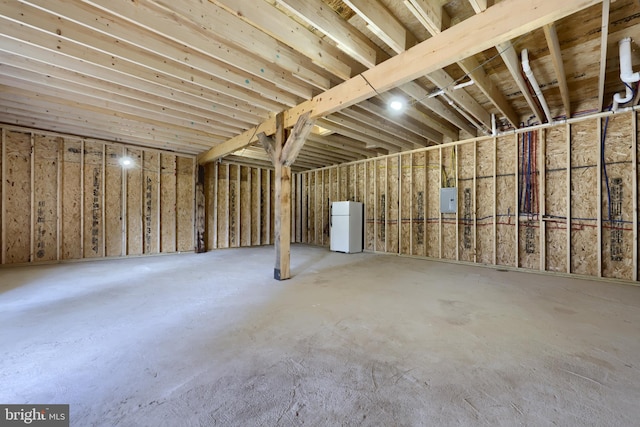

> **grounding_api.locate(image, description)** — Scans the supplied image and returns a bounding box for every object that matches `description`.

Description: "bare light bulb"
[119,157,133,168]
[389,99,404,112]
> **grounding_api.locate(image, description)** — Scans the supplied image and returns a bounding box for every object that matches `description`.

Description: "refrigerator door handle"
[330,204,332,227]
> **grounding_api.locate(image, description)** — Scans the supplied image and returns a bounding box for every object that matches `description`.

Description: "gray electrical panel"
[440,187,457,213]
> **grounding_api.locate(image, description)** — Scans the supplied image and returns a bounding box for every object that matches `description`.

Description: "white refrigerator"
[330,201,363,253]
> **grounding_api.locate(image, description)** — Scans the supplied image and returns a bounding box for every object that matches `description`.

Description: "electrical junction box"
[440,187,457,213]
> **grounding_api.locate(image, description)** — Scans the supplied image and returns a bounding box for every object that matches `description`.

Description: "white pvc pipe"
[522,49,553,123]
[612,38,640,111]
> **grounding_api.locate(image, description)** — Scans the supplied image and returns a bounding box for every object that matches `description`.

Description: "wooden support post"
[398,154,402,254]
[195,165,206,253]
[102,144,107,257]
[236,165,241,247]
[566,124,571,273]
[473,141,477,264]
[226,163,231,248]
[260,111,314,280]
[439,147,443,259]
[409,153,414,256]
[539,129,546,271]
[514,134,519,268]
[56,136,62,261]
[321,168,325,247]
[597,119,602,277]
[80,139,85,258]
[455,146,459,261]
[493,137,497,265]
[632,112,638,282]
[1,128,6,265]
[121,146,127,256]
[30,133,35,262]
[156,154,161,253]
[315,170,319,245]
[213,162,219,249]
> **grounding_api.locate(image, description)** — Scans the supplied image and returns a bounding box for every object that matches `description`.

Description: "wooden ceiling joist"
[199,0,602,164]
[543,23,572,117]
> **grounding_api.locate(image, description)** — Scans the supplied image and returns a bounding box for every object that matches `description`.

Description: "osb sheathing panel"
[545,126,568,273]
[412,152,426,257]
[441,147,456,261]
[375,159,386,252]
[251,168,260,246]
[308,172,316,245]
[426,150,440,258]
[83,141,104,258]
[496,136,516,267]
[105,146,123,257]
[570,121,598,276]
[217,163,229,249]
[62,138,82,260]
[400,154,412,256]
[365,161,375,251]
[33,134,58,262]
[228,164,239,248]
[161,154,177,253]
[322,168,330,246]
[601,114,633,280]
[339,165,348,201]
[204,163,216,250]
[176,157,194,252]
[347,164,356,201]
[301,173,308,244]
[356,163,365,204]
[240,166,252,247]
[457,144,474,263]
[270,169,275,245]
[475,139,494,265]
[517,132,540,270]
[260,168,269,246]
[5,131,32,263]
[143,151,160,255]
[126,149,143,256]
[387,156,399,254]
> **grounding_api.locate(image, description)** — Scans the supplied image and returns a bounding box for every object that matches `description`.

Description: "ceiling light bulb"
[389,99,404,111]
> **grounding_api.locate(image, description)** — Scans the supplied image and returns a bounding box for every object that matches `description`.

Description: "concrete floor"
[1,245,640,426]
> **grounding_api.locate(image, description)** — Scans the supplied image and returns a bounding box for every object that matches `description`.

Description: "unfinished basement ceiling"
[1,0,639,170]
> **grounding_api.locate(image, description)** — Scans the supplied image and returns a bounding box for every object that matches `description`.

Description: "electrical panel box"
[440,187,457,213]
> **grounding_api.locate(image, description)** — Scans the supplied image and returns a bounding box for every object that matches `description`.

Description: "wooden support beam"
[598,0,610,112]
[544,24,572,117]
[468,0,488,14]
[404,0,449,35]
[342,0,414,54]
[498,41,545,123]
[566,123,571,273]
[199,0,599,164]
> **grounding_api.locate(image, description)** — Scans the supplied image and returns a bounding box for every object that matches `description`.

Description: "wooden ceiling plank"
[276,0,378,68]
[598,0,611,112]
[404,0,449,35]
[0,67,247,136]
[0,48,266,125]
[543,23,572,117]
[0,8,298,110]
[0,90,226,146]
[86,0,331,91]
[468,0,489,14]
[23,0,314,101]
[425,69,492,128]
[325,113,416,149]
[208,0,352,79]
[307,134,376,157]
[342,0,414,54]
[457,56,519,128]
[339,107,431,146]
[316,119,402,153]
[197,0,603,162]
[405,2,500,130]
[497,41,545,123]
[400,82,477,136]
[0,37,278,124]
[357,100,443,143]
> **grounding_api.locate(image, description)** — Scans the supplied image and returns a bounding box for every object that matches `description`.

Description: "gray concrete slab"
[1,245,639,426]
